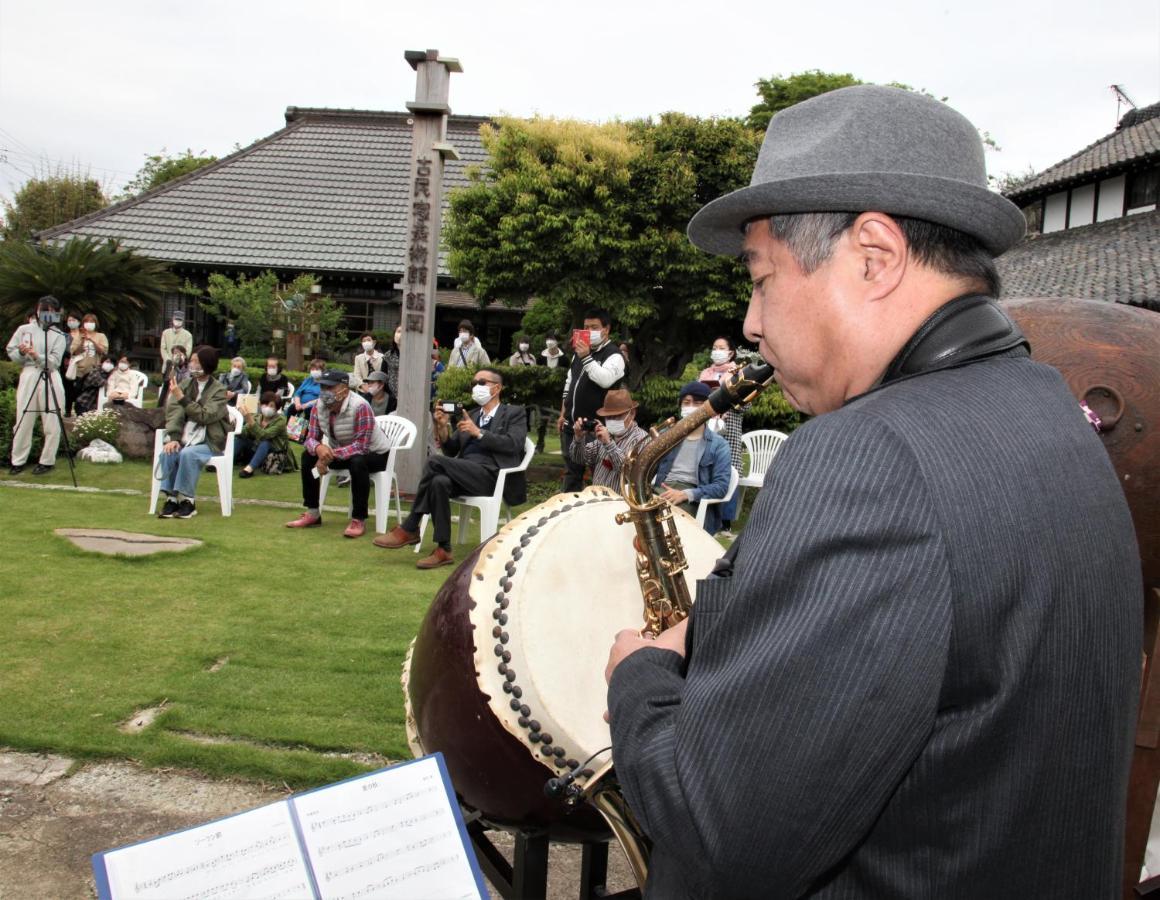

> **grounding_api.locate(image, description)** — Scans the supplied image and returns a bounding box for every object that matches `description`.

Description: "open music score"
[92,754,486,900]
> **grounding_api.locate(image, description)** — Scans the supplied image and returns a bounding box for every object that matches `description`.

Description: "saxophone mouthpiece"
[708,362,776,414]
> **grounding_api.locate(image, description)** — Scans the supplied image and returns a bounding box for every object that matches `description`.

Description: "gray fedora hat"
[688,85,1025,257]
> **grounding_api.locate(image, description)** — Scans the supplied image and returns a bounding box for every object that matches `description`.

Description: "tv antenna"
[1111,84,1138,124]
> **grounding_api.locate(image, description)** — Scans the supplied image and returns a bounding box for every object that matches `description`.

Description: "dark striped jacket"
[609,353,1141,899]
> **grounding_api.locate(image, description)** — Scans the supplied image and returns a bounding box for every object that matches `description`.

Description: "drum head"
[469,487,726,778]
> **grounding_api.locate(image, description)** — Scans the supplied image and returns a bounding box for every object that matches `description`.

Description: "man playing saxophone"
[604,85,1141,898]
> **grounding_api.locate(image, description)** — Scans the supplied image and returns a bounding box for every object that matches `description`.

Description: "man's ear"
[849,212,907,299]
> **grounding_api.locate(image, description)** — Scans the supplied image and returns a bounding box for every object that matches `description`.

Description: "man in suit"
[604,86,1142,898]
[374,366,526,569]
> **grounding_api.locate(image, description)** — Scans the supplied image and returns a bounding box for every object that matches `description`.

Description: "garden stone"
[55,528,201,556]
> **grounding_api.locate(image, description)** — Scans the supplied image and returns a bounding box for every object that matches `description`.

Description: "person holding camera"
[6,295,68,475]
[569,388,649,494]
[557,308,626,491]
[374,367,526,569]
[285,370,391,539]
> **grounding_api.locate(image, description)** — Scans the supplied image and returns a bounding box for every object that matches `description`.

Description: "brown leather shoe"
[343,519,366,538]
[416,547,454,569]
[372,526,420,549]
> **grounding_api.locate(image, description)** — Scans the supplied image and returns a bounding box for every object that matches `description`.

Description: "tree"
[196,271,346,363]
[0,237,177,349]
[2,172,106,240]
[446,115,761,383]
[746,70,863,131]
[118,148,218,199]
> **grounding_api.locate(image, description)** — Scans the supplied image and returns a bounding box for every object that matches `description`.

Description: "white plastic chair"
[148,406,243,517]
[695,465,740,528]
[98,369,149,409]
[737,429,789,511]
[316,414,418,533]
[416,437,536,550]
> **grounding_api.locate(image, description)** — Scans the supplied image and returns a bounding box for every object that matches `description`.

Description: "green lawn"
[0,438,748,791]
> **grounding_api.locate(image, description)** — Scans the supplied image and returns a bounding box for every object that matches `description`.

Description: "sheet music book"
[92,753,486,900]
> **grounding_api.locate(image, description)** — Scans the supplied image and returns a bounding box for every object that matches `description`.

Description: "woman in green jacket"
[238,391,297,477]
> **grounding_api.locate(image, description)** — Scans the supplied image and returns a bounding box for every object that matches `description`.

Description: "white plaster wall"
[1069,184,1095,227]
[1097,175,1126,222]
[1043,192,1068,233]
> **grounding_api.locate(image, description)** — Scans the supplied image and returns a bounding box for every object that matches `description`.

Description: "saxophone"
[582,361,777,888]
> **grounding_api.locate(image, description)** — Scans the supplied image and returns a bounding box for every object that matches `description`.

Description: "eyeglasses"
[472,379,496,387]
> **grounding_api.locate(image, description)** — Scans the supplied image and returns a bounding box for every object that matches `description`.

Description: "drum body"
[402,486,726,839]
[1004,298,1160,595]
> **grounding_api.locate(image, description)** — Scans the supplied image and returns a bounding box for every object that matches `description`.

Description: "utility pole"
[395,49,461,494]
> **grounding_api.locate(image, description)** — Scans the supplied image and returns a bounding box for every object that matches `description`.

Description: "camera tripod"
[11,322,78,487]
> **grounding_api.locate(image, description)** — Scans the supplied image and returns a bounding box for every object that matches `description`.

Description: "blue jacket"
[292,375,321,407]
[653,426,732,532]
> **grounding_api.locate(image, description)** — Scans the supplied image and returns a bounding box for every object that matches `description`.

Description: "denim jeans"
[247,440,271,470]
[158,443,214,498]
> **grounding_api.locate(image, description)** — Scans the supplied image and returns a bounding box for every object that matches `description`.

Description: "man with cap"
[569,387,650,494]
[160,310,193,372]
[604,86,1141,898]
[286,370,391,538]
[649,381,732,533]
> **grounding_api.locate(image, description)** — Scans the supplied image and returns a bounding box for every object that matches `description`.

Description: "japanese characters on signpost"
[395,49,462,494]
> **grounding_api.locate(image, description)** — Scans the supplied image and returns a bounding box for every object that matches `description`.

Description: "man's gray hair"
[765,212,1002,297]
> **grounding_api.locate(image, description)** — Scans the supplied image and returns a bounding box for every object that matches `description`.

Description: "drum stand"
[466,820,641,900]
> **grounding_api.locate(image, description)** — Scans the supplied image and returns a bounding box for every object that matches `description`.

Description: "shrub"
[434,364,566,412]
[72,409,120,448]
[0,387,43,461]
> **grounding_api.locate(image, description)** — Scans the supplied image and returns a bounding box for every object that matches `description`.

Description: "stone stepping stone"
[55,528,202,556]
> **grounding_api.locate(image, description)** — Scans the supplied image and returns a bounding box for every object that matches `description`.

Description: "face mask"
[518,343,530,352]
[472,384,494,406]
[266,367,277,376]
[706,418,723,433]
[67,319,79,330]
[232,365,243,373]
[458,332,470,345]
[172,320,182,329]
[174,355,185,364]
[362,341,374,352]
[318,389,336,408]
[188,365,204,378]
[118,362,129,371]
[679,404,698,419]
[545,339,557,349]
[710,349,730,365]
[260,406,276,417]
[365,382,381,395]
[310,370,322,379]
[589,329,603,344]
[101,362,115,373]
[605,418,627,436]
[394,332,402,346]
[83,322,96,331]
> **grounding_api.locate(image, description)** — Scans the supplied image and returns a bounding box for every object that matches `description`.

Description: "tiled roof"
[1006,103,1160,203]
[996,209,1160,310]
[39,108,491,276]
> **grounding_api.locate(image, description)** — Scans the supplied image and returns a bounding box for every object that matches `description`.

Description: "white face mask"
[232,365,243,373]
[394,332,402,346]
[679,404,699,419]
[710,349,730,365]
[67,319,79,330]
[83,322,96,331]
[362,341,374,352]
[472,384,494,406]
[545,339,557,349]
[188,365,204,378]
[518,343,530,352]
[172,320,182,329]
[101,362,115,373]
[605,418,627,436]
[118,362,129,371]
[589,328,603,344]
[310,369,322,379]
[365,382,382,394]
[266,367,277,376]
[706,417,723,433]
[260,405,276,417]
[458,332,470,345]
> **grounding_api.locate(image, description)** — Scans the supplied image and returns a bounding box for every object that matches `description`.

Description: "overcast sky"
[0,0,1157,205]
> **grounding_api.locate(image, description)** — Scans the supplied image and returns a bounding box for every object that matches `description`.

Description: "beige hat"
[596,389,638,417]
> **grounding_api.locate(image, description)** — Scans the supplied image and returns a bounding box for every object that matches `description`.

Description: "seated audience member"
[258,357,292,407]
[219,356,251,406]
[285,370,391,538]
[508,335,537,366]
[359,371,391,416]
[353,333,384,390]
[286,358,325,426]
[103,355,138,405]
[237,391,296,478]
[570,388,650,494]
[76,354,113,415]
[156,345,230,520]
[374,367,526,568]
[653,381,732,533]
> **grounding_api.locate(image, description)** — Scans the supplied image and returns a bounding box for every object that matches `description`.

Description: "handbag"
[65,357,79,380]
[286,414,307,442]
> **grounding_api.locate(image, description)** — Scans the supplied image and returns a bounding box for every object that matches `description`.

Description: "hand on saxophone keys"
[603,620,691,721]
